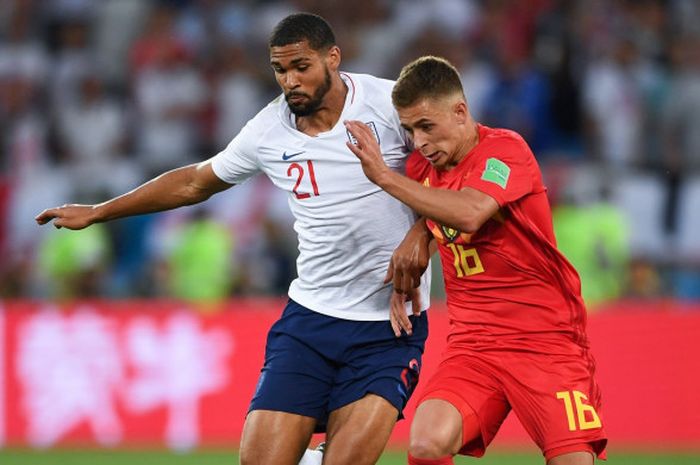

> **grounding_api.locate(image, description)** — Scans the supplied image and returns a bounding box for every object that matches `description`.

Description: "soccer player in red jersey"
[345,56,607,465]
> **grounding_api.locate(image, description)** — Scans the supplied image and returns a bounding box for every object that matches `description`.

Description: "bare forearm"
[95,163,225,222]
[378,170,494,233]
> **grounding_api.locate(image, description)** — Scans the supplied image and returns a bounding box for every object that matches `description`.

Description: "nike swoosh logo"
[282,151,305,161]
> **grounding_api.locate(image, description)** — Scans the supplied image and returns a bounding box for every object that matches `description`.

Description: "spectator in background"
[626,257,664,299]
[0,74,73,299]
[163,208,235,307]
[132,41,207,176]
[49,19,94,110]
[0,4,48,87]
[406,26,496,124]
[236,216,297,296]
[454,44,496,122]
[482,45,555,156]
[213,42,265,149]
[662,35,700,175]
[55,73,142,200]
[36,222,112,299]
[551,174,629,308]
[92,0,151,85]
[582,37,645,170]
[131,4,207,176]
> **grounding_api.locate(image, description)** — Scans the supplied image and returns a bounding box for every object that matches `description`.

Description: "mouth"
[424,151,443,163]
[287,93,309,105]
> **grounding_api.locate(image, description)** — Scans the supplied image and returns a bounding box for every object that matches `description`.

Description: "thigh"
[322,393,399,465]
[499,351,607,461]
[417,350,510,457]
[240,410,316,465]
[249,301,336,425]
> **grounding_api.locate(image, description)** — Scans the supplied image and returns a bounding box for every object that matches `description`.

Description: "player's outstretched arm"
[35,160,232,230]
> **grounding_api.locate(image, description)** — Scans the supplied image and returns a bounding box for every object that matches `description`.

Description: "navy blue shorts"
[249,299,428,432]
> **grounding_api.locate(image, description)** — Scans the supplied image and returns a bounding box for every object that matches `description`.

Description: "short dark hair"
[392,56,464,109]
[269,13,336,51]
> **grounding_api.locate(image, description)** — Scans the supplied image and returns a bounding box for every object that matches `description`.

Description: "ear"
[326,45,342,71]
[453,100,469,124]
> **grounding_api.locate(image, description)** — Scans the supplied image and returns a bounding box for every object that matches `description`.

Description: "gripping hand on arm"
[387,219,435,337]
[35,160,232,230]
[385,218,433,293]
[344,120,393,185]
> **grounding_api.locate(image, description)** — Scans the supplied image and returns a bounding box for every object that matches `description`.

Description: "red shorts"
[417,346,607,461]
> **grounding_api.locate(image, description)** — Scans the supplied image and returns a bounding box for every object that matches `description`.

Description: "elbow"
[455,199,498,234]
[457,218,480,234]
[455,212,486,234]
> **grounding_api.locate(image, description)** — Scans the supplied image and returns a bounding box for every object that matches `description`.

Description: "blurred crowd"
[1,0,699,305]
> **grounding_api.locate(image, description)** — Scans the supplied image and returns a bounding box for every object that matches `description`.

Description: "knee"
[409,434,454,459]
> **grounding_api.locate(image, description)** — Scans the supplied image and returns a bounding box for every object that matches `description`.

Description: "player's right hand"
[389,289,421,337]
[385,219,432,293]
[35,204,98,230]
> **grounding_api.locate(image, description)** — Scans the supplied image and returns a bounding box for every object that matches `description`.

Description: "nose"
[284,71,299,89]
[413,131,428,151]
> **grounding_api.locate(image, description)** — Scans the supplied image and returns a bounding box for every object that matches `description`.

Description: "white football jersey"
[211,72,430,320]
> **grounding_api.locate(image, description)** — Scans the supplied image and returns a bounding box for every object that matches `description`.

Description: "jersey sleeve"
[462,135,534,206]
[209,118,262,184]
[405,150,431,182]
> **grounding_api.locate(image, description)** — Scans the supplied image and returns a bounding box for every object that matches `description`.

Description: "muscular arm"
[36,160,232,229]
[345,120,499,233]
[375,173,498,233]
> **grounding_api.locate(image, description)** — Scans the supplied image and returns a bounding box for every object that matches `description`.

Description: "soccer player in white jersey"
[36,13,431,465]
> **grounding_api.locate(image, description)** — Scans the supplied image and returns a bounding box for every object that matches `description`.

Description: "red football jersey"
[407,124,589,354]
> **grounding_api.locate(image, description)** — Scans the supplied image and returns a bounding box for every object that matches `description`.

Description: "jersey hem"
[288,290,429,321]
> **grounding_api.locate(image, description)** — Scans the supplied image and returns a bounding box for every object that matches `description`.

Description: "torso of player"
[211,73,430,320]
[411,125,588,352]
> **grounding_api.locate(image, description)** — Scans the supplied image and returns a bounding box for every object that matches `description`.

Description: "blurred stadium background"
[0,0,699,463]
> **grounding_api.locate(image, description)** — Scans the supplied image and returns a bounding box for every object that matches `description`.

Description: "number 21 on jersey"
[287,160,320,199]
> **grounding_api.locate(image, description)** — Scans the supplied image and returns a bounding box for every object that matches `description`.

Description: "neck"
[296,73,348,136]
[446,120,479,170]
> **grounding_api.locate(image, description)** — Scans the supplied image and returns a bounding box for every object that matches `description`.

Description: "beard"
[285,66,332,117]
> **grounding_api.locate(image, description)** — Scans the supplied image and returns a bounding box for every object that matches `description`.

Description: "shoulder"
[252,96,284,126]
[345,72,395,95]
[238,96,284,138]
[478,125,533,159]
[343,72,395,113]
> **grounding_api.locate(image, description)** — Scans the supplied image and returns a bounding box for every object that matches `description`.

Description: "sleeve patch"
[481,157,510,189]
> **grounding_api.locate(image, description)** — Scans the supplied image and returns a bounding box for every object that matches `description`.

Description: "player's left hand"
[344,120,390,185]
